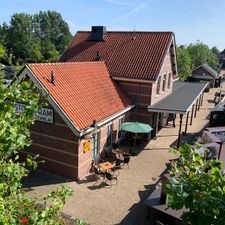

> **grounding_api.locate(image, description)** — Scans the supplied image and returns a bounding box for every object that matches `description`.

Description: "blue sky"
[0,0,224,50]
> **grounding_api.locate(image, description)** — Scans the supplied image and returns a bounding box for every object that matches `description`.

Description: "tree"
[6,13,41,64]
[165,143,225,225]
[0,79,86,224]
[2,11,72,64]
[187,41,218,69]
[176,46,192,80]
[211,46,220,56]
[33,11,72,59]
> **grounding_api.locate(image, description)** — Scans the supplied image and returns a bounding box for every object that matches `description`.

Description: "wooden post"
[194,99,198,117]
[190,105,194,125]
[177,114,183,149]
[184,112,189,135]
[201,93,204,106]
[155,112,159,136]
[198,97,201,111]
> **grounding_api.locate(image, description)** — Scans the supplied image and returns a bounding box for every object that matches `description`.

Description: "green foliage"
[165,143,225,225]
[0,11,72,65]
[0,80,85,224]
[176,46,192,80]
[187,41,218,69]
[211,46,220,56]
[33,11,72,54]
[176,41,219,80]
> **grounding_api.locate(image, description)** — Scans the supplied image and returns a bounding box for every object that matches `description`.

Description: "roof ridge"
[28,61,105,66]
[77,31,173,33]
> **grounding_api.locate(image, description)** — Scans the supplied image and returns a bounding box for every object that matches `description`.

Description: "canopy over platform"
[148,81,208,148]
[121,122,153,133]
[148,81,208,114]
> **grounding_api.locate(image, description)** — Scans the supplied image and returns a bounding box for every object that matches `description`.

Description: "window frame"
[162,73,167,92]
[167,73,171,89]
[156,76,161,95]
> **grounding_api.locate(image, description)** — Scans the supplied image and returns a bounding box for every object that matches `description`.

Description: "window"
[156,76,161,95]
[92,132,99,157]
[106,124,113,146]
[118,116,124,138]
[162,73,167,92]
[167,73,171,89]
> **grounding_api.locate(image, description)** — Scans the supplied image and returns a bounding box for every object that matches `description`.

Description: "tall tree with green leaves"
[33,11,72,60]
[165,143,225,225]
[176,45,192,80]
[187,41,218,69]
[6,13,38,63]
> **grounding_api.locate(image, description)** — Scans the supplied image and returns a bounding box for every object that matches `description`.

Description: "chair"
[93,166,105,182]
[105,171,118,186]
[111,159,122,176]
[123,155,130,169]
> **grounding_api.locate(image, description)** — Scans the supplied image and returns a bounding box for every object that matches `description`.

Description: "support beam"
[200,93,204,106]
[194,99,198,117]
[198,97,201,111]
[184,112,189,135]
[190,105,194,125]
[155,112,159,136]
[177,114,183,149]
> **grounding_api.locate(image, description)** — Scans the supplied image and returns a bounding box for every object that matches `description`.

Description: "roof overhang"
[80,104,135,136]
[148,81,208,114]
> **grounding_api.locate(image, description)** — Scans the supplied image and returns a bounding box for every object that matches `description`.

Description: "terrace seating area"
[91,144,132,187]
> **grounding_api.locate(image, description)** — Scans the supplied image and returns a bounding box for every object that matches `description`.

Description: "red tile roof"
[60,31,174,81]
[27,62,132,130]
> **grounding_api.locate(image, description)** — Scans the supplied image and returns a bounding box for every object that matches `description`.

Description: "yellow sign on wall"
[83,140,92,153]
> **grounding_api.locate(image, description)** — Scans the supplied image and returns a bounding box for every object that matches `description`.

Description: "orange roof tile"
[60,31,174,81]
[27,62,132,130]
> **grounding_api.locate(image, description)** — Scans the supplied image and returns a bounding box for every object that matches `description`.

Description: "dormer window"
[156,76,161,95]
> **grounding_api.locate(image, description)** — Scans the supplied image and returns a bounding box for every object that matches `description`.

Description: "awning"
[148,81,208,114]
[121,122,153,133]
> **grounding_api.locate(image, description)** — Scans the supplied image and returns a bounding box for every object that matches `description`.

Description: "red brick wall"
[25,110,79,179]
[117,80,152,123]
[77,111,131,179]
[151,51,173,105]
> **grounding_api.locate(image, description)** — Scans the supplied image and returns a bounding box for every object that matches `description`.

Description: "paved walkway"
[24,85,219,225]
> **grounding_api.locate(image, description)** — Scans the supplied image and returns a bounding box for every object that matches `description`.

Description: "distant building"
[190,63,220,88]
[218,49,225,69]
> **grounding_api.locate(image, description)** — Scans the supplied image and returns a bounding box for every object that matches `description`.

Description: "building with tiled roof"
[60,26,178,131]
[191,63,220,88]
[19,61,134,179]
[18,26,180,179]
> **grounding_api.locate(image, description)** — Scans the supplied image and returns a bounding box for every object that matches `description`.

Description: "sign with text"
[14,103,54,124]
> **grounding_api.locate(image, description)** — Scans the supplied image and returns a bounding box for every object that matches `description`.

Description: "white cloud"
[103,0,135,6]
[112,0,153,24]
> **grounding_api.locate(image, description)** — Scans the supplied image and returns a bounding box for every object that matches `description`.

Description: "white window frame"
[162,73,167,92]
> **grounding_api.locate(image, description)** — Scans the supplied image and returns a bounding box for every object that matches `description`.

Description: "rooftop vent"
[51,70,55,84]
[91,26,106,41]
[95,51,101,61]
